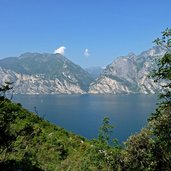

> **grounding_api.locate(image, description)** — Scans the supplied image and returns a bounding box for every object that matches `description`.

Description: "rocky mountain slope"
[0,47,166,94]
[89,46,166,94]
[0,53,93,94]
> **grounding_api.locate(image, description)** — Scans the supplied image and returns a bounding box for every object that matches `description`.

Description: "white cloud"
[54,46,66,55]
[84,48,90,57]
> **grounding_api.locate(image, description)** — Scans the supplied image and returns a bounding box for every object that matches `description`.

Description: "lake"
[13,94,157,143]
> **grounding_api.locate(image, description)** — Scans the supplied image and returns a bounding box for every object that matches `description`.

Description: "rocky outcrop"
[89,76,131,94]
[0,53,93,94]
[89,46,166,94]
[0,67,85,94]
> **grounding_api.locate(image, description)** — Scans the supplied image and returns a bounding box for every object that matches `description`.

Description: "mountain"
[0,47,167,94]
[89,46,166,94]
[85,66,104,79]
[0,53,93,94]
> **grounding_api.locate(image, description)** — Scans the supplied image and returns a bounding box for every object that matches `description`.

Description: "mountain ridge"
[89,46,166,94]
[0,46,166,94]
[0,53,93,94]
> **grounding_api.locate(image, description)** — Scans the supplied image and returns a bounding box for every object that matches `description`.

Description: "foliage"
[98,117,114,145]
[0,86,121,170]
[149,28,171,170]
[153,28,171,49]
[0,99,18,152]
[0,82,16,154]
[152,28,171,104]
[123,28,171,170]
[79,139,122,171]
[78,117,122,170]
[0,82,13,98]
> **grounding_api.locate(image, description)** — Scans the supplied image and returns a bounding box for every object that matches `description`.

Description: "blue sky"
[0,0,170,67]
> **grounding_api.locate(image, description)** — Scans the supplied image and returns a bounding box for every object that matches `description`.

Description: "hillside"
[0,95,121,171]
[89,46,166,94]
[0,53,93,94]
[0,46,167,94]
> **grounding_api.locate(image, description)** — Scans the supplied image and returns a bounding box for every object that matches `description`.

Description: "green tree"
[148,28,171,170]
[0,82,13,99]
[153,28,171,102]
[0,82,16,151]
[79,117,122,170]
[123,28,171,170]
[98,117,114,145]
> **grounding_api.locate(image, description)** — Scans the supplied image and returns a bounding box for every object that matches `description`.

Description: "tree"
[98,117,114,145]
[0,82,13,99]
[148,28,171,170]
[123,28,171,170]
[0,82,16,151]
[152,28,171,105]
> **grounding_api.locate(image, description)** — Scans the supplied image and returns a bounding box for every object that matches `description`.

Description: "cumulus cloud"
[84,48,90,57]
[54,46,66,55]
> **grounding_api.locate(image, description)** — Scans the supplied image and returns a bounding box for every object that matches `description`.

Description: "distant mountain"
[85,66,104,79]
[0,47,167,94]
[0,53,93,94]
[89,46,166,94]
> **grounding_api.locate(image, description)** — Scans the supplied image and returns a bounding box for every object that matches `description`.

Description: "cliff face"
[0,67,85,94]
[89,46,166,94]
[0,53,93,94]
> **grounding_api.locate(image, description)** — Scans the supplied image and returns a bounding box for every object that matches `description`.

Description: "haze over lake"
[13,94,157,143]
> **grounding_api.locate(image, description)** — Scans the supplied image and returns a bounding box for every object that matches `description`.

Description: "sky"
[0,0,171,68]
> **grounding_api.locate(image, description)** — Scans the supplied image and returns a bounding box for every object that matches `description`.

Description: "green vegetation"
[0,29,170,170]
[123,28,171,170]
[0,83,121,170]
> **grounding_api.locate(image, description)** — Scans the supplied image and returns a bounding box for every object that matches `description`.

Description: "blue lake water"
[13,94,157,143]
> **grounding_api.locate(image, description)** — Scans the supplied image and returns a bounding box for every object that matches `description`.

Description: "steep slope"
[0,97,121,170]
[0,47,167,95]
[0,53,93,94]
[89,46,166,94]
[0,67,84,94]
[136,47,166,93]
